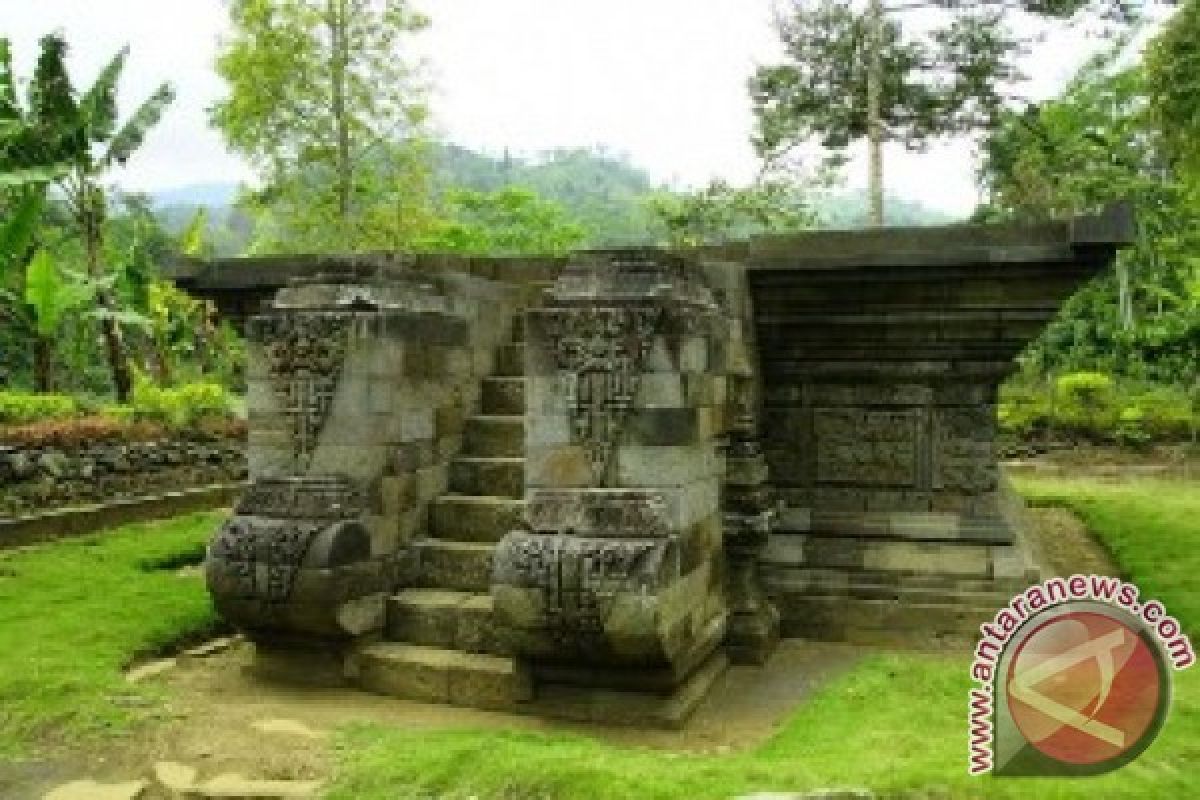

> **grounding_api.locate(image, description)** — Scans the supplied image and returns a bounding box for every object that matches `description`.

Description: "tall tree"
[977,48,1200,380]
[211,0,430,250]
[750,0,1157,227]
[0,35,173,400]
[1145,0,1200,176]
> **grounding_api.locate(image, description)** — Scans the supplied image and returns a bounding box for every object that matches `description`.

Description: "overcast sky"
[0,1,1159,215]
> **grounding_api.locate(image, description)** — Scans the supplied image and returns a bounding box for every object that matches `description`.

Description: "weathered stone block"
[862,540,991,576]
[465,416,524,457]
[615,444,718,487]
[431,495,524,543]
[525,445,594,488]
[624,408,701,446]
[527,413,572,448]
[636,373,685,407]
[481,376,525,415]
[449,457,524,499]
[415,540,494,592]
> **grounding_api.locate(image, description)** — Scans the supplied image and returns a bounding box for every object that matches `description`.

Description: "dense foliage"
[978,39,1200,394]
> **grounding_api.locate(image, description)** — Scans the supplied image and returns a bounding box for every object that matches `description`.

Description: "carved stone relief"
[544,307,663,486]
[493,489,682,655]
[208,476,366,613]
[249,312,353,472]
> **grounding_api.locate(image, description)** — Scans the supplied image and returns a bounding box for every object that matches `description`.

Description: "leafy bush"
[1114,407,1151,448]
[1132,384,1196,439]
[0,391,78,425]
[1054,371,1117,433]
[1000,374,1198,444]
[1055,371,1115,406]
[998,382,1052,438]
[130,378,234,428]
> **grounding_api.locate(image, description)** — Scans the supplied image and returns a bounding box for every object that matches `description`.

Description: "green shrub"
[1000,374,1198,444]
[1130,384,1195,439]
[0,391,78,425]
[997,382,1052,437]
[130,378,234,428]
[1054,371,1117,435]
[1114,406,1151,448]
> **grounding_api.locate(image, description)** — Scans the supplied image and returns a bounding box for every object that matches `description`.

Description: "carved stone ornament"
[496,533,678,648]
[208,476,367,615]
[493,489,682,657]
[235,475,365,519]
[545,307,662,485]
[249,312,353,471]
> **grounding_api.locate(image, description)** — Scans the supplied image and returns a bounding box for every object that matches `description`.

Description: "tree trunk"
[329,0,352,223]
[81,185,133,403]
[865,0,885,228]
[1117,258,1133,331]
[33,336,53,392]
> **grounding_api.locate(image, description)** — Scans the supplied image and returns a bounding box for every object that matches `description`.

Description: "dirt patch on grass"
[7,638,868,797]
[1025,505,1123,578]
[1003,443,1200,481]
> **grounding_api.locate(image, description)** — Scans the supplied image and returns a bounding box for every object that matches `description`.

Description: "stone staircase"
[353,316,534,710]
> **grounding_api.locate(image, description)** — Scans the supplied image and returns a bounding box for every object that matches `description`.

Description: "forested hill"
[432,145,667,245]
[149,144,959,251]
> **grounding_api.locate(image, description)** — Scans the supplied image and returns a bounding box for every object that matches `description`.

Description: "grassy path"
[0,512,221,758]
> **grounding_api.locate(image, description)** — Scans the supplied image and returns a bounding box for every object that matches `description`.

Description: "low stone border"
[0,482,247,550]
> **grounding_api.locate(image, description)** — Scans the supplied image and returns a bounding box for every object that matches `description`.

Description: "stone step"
[481,376,526,415]
[431,495,525,542]
[493,343,525,377]
[778,594,999,645]
[761,564,1034,595]
[463,415,524,458]
[414,539,495,592]
[353,643,532,711]
[449,457,524,499]
[764,573,1019,608]
[386,589,504,654]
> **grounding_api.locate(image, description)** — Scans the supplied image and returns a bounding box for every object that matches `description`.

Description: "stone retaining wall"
[0,436,246,518]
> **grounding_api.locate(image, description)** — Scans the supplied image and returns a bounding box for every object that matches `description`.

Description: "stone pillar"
[492,251,729,702]
[721,376,780,665]
[207,264,466,646]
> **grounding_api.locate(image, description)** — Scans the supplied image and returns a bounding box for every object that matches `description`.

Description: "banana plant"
[0,34,174,402]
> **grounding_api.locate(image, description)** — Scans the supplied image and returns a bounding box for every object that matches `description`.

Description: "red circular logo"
[1006,610,1165,767]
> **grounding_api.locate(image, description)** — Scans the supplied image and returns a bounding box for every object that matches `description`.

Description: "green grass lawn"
[327,475,1200,799]
[0,512,222,758]
[1011,475,1200,629]
[0,480,1195,797]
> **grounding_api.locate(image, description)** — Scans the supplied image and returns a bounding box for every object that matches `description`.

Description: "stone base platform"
[351,642,534,712]
[521,651,730,729]
[345,643,729,729]
[763,485,1044,646]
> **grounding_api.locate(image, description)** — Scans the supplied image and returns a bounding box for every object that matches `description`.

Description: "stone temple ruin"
[173,207,1132,726]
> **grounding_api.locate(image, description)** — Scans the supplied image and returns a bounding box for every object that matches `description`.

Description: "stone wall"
[493,250,753,692]
[0,436,245,518]
[242,264,522,557]
[209,257,534,641]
